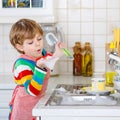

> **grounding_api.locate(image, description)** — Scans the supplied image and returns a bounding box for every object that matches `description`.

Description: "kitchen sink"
[45,84,120,106]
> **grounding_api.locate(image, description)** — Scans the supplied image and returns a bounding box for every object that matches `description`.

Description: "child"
[9,18,64,120]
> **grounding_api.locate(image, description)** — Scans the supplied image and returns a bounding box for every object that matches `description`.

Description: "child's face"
[18,34,44,59]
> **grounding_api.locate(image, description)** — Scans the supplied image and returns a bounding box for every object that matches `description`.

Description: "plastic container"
[105,71,117,86]
[91,78,105,91]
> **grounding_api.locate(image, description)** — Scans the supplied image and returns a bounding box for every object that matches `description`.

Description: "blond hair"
[9,18,43,53]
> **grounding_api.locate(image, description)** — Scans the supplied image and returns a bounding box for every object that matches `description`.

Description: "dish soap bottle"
[106,42,117,86]
[73,42,82,76]
[82,42,93,77]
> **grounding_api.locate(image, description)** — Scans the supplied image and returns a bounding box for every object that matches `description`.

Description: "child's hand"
[36,60,48,71]
[57,41,66,49]
[53,41,66,58]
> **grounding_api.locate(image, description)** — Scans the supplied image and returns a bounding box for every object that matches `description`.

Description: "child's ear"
[15,44,24,52]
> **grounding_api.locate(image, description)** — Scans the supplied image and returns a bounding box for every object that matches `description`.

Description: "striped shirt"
[13,49,52,96]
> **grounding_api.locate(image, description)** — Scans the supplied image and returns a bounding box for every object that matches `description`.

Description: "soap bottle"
[82,42,93,77]
[73,42,82,76]
[106,42,117,86]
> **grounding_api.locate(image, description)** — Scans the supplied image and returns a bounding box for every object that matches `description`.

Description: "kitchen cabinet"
[0,83,16,120]
[0,89,13,120]
[0,0,56,23]
[35,117,120,120]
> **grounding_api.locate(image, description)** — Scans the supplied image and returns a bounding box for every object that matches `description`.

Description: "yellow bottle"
[106,42,117,86]
[82,42,93,77]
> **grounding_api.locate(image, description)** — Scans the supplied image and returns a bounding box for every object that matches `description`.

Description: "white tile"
[94,0,107,8]
[3,50,18,62]
[94,9,107,21]
[4,62,13,74]
[3,36,10,45]
[107,0,120,9]
[81,0,93,8]
[0,36,3,44]
[57,0,67,9]
[93,47,105,61]
[107,9,120,21]
[94,35,106,47]
[81,35,93,44]
[3,24,12,35]
[0,63,4,74]
[68,22,80,35]
[81,9,93,22]
[81,22,93,35]
[94,22,107,35]
[57,9,67,22]
[57,22,68,35]
[94,61,106,73]
[0,24,3,35]
[67,35,81,47]
[68,0,80,9]
[68,9,80,22]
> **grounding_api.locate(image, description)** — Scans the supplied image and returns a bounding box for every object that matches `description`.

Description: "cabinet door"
[0,109,9,120]
[41,116,120,120]
[0,90,13,108]
[0,90,13,120]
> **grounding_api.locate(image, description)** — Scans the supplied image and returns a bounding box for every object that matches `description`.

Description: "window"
[2,0,45,8]
[0,0,56,23]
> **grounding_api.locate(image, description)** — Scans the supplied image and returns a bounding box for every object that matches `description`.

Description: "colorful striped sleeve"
[13,58,47,96]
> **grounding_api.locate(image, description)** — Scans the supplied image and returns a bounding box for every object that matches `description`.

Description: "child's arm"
[36,42,65,70]
[13,58,49,96]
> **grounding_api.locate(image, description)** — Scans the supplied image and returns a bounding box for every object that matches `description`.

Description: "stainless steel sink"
[45,84,120,106]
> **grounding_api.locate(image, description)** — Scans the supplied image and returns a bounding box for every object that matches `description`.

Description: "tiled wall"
[0,0,120,75]
[0,24,19,74]
[56,0,120,74]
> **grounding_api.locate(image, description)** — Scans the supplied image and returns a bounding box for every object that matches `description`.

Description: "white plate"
[82,87,114,94]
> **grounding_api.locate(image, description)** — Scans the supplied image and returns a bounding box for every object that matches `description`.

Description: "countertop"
[1,74,120,119]
[0,74,91,89]
[32,74,120,119]
[0,73,91,89]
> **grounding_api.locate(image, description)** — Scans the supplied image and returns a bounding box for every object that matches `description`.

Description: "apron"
[9,70,50,120]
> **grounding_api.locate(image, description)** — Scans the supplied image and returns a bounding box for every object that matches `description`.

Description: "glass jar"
[82,42,93,76]
[73,42,82,76]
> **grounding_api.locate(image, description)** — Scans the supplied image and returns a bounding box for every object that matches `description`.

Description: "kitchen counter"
[32,74,120,120]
